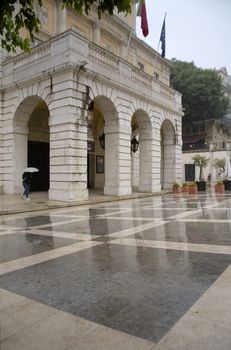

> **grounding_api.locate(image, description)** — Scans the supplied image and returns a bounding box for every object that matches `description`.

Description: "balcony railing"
[89,43,119,71]
[209,142,231,151]
[183,141,231,152]
[13,42,51,70]
[2,29,181,111]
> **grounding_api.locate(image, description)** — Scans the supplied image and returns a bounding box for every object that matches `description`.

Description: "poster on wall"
[96,155,104,173]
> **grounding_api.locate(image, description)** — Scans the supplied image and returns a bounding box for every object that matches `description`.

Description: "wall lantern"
[88,101,94,112]
[99,133,105,149]
[131,136,139,153]
[78,60,88,72]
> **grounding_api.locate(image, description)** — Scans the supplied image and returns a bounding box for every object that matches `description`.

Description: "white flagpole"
[125,0,137,59]
[154,11,167,67]
[125,27,134,59]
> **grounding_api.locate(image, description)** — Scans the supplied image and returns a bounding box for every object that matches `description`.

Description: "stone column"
[163,142,175,189]
[56,0,67,34]
[120,42,127,59]
[48,72,89,202]
[0,120,28,194]
[49,115,88,202]
[175,119,182,184]
[104,120,132,196]
[162,134,181,190]
[131,152,139,187]
[13,123,28,194]
[140,127,162,193]
[138,127,154,192]
[0,48,3,193]
[131,2,136,32]
[92,22,100,45]
[152,130,162,192]
[0,47,5,81]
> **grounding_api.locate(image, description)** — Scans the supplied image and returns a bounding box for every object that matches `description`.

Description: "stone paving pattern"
[1,192,231,349]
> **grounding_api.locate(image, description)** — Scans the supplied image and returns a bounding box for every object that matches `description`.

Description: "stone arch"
[13,79,52,113]
[93,95,118,123]
[87,94,121,194]
[160,118,176,190]
[13,96,50,193]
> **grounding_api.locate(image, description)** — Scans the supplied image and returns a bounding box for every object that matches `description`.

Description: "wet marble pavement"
[1,193,231,349]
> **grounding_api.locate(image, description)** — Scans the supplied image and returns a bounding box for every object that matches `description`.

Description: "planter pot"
[182,186,188,193]
[172,187,181,194]
[188,186,198,195]
[215,184,225,193]
[196,181,206,191]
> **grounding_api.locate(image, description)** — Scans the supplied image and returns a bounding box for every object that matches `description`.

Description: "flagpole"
[154,11,167,67]
[125,27,134,59]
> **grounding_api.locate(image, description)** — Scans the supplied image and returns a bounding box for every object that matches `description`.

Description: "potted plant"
[215,181,225,193]
[213,158,231,191]
[188,182,198,195]
[172,183,181,194]
[192,154,209,191]
[213,158,225,178]
[182,182,189,193]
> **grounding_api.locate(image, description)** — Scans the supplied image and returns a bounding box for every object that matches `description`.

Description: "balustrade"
[2,30,180,109]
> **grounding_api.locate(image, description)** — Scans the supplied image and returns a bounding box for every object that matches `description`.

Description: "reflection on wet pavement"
[1,192,231,349]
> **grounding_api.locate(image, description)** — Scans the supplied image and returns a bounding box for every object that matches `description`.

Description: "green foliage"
[188,182,197,187]
[0,0,132,52]
[0,0,42,52]
[63,0,131,19]
[170,59,229,122]
[192,154,209,168]
[192,154,209,181]
[172,182,181,188]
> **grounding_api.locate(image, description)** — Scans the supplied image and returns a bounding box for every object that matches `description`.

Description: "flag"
[160,18,166,58]
[137,0,149,37]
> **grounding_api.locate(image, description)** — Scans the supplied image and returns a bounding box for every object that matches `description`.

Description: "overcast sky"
[136,0,231,74]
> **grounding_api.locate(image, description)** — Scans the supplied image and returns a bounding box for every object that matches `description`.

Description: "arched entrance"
[87,95,129,196]
[87,102,105,190]
[160,119,176,190]
[13,96,50,193]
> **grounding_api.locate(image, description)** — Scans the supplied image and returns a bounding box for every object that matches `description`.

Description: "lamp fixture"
[88,101,94,112]
[131,136,139,153]
[78,60,88,72]
[99,133,105,149]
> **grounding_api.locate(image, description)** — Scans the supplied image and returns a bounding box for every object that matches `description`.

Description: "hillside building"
[182,67,231,183]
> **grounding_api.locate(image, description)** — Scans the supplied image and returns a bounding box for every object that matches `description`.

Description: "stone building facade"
[0,1,182,202]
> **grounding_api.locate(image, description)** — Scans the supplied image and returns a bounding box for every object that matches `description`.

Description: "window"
[153,72,159,80]
[138,62,144,71]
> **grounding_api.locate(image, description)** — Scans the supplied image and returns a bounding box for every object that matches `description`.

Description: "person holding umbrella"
[21,167,39,200]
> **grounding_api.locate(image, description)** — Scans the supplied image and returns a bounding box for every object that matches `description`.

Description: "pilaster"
[49,79,88,202]
[56,0,67,34]
[92,22,100,45]
[104,121,132,196]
